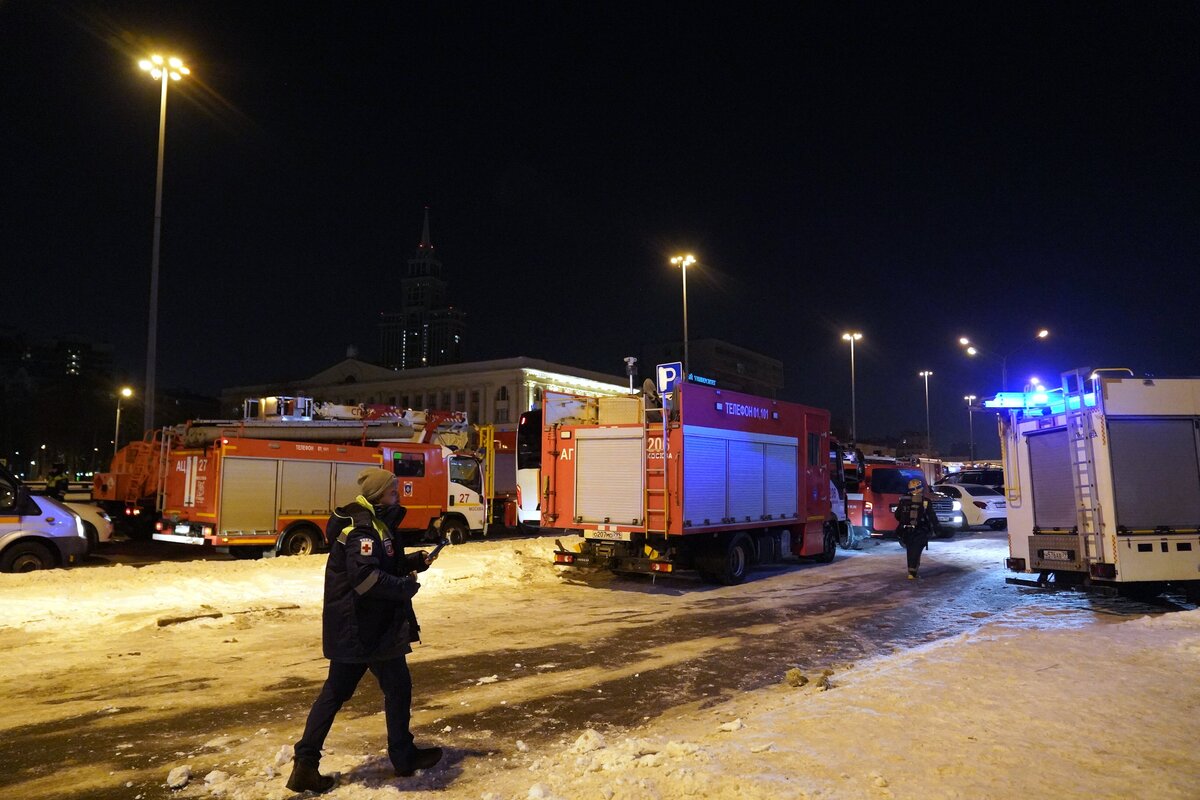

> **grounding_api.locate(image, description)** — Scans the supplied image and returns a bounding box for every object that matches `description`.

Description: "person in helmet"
[45,461,69,501]
[894,477,936,579]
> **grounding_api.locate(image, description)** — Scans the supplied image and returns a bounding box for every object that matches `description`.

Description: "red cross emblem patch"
[360,539,374,556]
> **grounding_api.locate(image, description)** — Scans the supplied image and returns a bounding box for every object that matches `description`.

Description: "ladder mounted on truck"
[1061,368,1104,563]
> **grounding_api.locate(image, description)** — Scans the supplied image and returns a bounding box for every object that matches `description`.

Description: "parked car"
[934,483,1007,530]
[939,467,1005,493]
[64,501,113,552]
[0,464,89,572]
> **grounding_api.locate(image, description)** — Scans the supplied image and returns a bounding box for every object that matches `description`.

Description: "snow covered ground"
[1,535,1198,799]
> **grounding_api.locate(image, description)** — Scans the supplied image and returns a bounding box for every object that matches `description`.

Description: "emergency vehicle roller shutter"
[1027,429,1076,530]
[683,435,726,525]
[764,443,798,519]
[334,463,363,506]
[221,458,279,533]
[727,441,764,521]
[575,428,644,524]
[280,461,334,515]
[1107,418,1200,529]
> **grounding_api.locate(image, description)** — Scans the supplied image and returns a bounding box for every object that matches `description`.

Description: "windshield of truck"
[449,456,482,494]
[870,467,924,495]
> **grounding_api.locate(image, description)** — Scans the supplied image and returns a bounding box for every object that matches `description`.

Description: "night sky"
[3,2,1198,453]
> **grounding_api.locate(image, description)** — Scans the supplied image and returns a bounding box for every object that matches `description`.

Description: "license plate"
[174,523,191,534]
[586,529,632,542]
[1041,549,1070,561]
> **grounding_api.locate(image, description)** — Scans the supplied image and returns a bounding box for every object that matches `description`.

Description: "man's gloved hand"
[400,576,421,599]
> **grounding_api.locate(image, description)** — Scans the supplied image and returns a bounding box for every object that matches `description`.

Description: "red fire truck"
[92,396,489,556]
[547,383,838,584]
[152,436,485,557]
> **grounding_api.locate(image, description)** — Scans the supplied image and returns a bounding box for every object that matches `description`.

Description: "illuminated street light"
[114,387,134,461]
[138,53,190,433]
[918,371,933,453]
[964,394,978,463]
[841,332,863,443]
[958,329,1050,391]
[669,254,696,372]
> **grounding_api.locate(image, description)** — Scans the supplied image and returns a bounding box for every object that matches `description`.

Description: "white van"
[0,463,89,572]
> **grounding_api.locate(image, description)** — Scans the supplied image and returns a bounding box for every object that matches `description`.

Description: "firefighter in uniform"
[45,461,69,501]
[894,477,936,580]
[287,467,443,794]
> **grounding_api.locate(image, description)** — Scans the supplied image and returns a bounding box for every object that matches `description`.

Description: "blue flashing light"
[983,388,1097,418]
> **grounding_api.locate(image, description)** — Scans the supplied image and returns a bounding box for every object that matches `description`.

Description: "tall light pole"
[114,387,134,460]
[959,329,1049,391]
[138,54,190,433]
[841,332,863,442]
[918,370,933,453]
[963,394,977,463]
[669,254,696,372]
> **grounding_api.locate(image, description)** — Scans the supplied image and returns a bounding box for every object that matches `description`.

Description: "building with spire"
[378,208,467,370]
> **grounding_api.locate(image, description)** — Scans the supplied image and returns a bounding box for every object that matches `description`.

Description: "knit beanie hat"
[357,467,397,503]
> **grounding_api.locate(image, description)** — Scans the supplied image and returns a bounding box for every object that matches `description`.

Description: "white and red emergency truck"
[996,369,1200,599]
[547,383,838,584]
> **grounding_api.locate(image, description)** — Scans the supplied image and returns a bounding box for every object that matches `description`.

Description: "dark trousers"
[295,656,415,771]
[906,534,928,572]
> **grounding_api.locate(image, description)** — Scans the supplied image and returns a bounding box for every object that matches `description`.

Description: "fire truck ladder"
[479,424,495,536]
[644,403,668,534]
[1061,368,1104,563]
[154,428,172,515]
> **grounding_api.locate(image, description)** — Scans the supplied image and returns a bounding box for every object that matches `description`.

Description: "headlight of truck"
[952,500,962,511]
[75,514,86,539]
[98,511,111,522]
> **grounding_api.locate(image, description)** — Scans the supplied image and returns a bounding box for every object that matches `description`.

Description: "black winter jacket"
[320,497,427,662]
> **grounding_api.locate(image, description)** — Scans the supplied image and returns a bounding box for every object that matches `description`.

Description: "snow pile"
[0,535,573,633]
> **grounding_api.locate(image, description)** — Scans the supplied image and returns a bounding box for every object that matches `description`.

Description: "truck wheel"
[814,523,838,563]
[1,541,56,573]
[443,519,468,546]
[279,524,322,556]
[711,534,752,585]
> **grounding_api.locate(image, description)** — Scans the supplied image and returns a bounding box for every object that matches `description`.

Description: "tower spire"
[419,206,432,249]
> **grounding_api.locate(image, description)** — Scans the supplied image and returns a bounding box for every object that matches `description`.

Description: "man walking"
[287,467,442,793]
[894,477,936,580]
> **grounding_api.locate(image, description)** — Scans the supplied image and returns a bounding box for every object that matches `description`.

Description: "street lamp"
[841,332,863,442]
[958,328,1049,391]
[114,387,134,460]
[963,394,977,463]
[669,254,696,372]
[918,371,933,453]
[137,54,190,433]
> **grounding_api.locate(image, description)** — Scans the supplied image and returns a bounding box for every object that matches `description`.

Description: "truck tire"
[279,523,322,556]
[707,533,752,585]
[443,519,469,546]
[1,541,56,573]
[814,522,838,563]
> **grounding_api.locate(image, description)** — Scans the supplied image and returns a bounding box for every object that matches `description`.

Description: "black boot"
[396,746,443,777]
[286,759,336,793]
